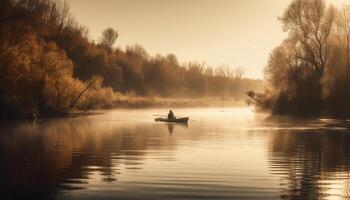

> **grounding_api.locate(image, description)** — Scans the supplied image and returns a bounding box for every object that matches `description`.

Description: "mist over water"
[1,107,350,200]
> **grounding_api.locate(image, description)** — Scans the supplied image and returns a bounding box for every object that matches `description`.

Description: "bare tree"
[215,65,231,78]
[336,5,350,84]
[344,6,350,84]
[233,66,245,79]
[100,27,118,51]
[281,0,335,77]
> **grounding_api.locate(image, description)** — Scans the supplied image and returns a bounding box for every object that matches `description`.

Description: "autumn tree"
[250,0,350,116]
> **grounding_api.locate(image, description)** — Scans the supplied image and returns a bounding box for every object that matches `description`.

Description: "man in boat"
[168,110,175,120]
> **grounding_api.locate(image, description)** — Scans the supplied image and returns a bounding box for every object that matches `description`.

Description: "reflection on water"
[268,129,350,200]
[0,108,350,200]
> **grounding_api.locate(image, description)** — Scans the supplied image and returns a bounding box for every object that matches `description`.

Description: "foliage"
[0,0,262,118]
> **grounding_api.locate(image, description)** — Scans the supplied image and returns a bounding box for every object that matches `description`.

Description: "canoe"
[155,117,189,124]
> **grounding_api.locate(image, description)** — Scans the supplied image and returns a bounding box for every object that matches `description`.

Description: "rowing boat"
[155,117,189,124]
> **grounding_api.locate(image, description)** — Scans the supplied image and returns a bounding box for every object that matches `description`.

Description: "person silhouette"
[168,110,175,120]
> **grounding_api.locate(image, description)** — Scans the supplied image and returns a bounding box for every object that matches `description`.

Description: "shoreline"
[0,97,248,121]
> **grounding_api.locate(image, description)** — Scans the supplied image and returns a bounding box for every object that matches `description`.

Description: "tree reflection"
[0,118,176,200]
[268,127,350,200]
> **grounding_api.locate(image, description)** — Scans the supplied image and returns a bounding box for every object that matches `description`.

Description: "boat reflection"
[167,123,188,135]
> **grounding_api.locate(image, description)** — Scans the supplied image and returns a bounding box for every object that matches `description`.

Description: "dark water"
[1,108,350,200]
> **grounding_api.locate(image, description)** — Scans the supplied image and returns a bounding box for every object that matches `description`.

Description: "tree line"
[0,0,262,119]
[249,0,350,117]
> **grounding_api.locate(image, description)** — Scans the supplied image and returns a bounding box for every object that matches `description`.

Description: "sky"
[69,0,349,79]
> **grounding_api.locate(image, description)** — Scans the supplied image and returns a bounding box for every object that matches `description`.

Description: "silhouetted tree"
[250,0,350,116]
[100,27,118,52]
[280,0,335,78]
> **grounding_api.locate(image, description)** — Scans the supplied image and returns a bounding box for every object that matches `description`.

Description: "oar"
[153,114,167,117]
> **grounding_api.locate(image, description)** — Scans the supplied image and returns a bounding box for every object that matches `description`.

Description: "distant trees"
[0,0,263,119]
[100,27,118,51]
[233,66,245,79]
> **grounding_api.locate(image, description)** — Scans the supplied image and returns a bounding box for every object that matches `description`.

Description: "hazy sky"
[69,0,348,79]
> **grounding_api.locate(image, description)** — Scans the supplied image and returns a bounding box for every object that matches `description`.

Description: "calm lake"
[1,107,350,200]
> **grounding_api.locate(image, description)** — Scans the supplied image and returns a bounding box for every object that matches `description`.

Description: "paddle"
[153,114,167,117]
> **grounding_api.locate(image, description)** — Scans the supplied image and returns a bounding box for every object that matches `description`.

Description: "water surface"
[1,107,350,200]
